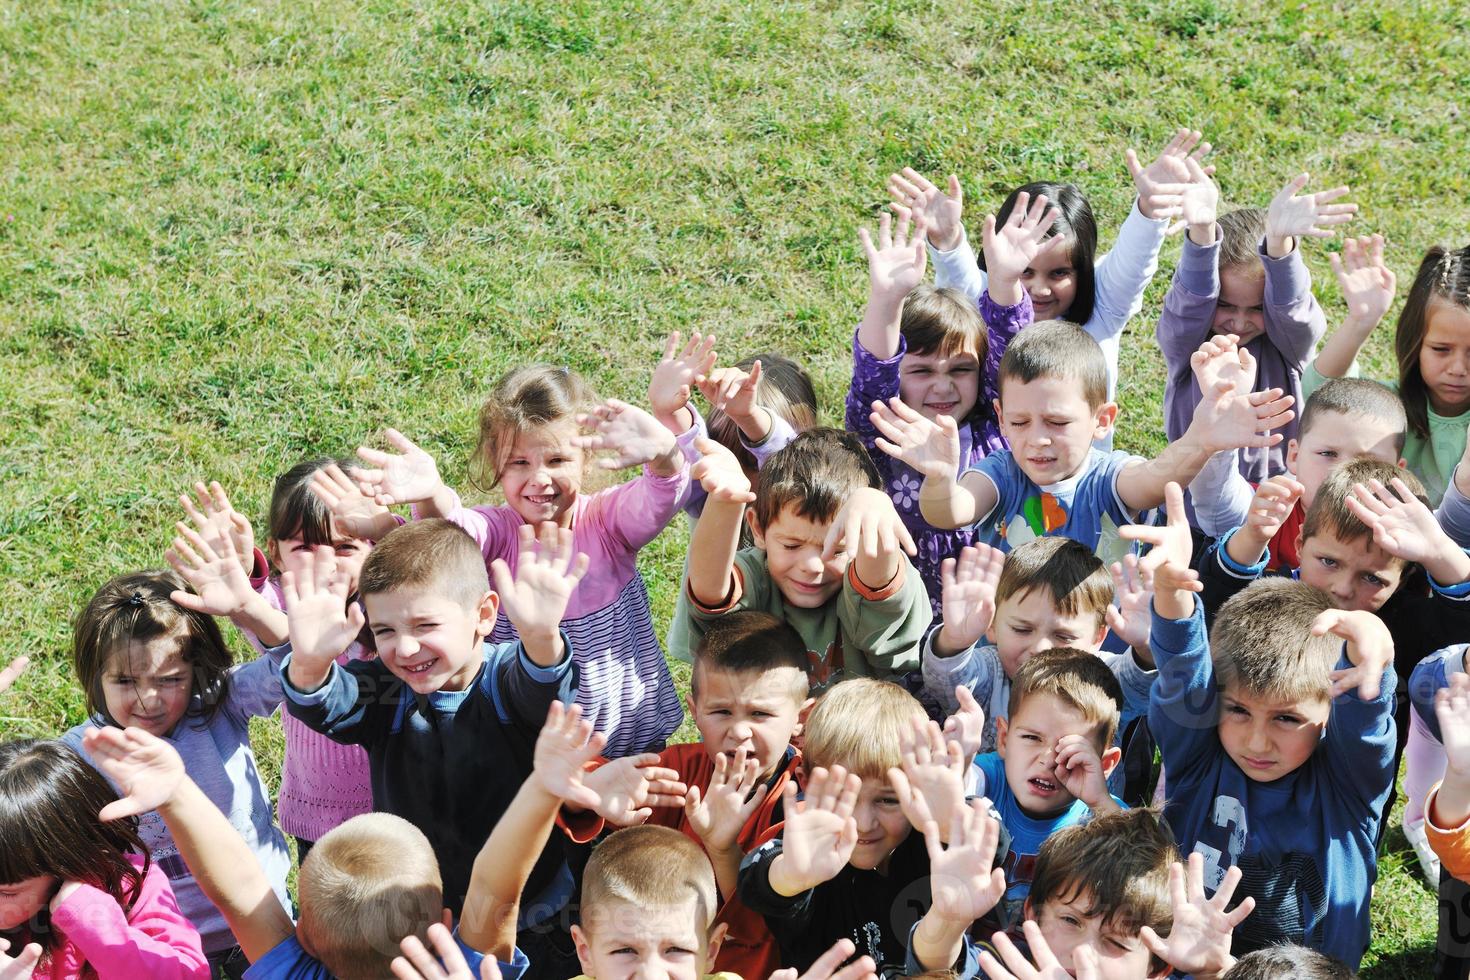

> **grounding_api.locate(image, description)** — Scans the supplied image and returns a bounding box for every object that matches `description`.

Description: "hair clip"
[128,591,144,607]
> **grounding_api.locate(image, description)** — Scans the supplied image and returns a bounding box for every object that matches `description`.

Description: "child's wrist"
[729,406,773,444]
[1265,233,1295,259]
[767,854,818,897]
[928,225,961,252]
[1187,222,1217,246]
[934,623,979,657]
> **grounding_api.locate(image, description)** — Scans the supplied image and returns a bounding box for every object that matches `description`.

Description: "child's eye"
[1054,633,1077,644]
[1275,714,1302,724]
[1227,704,1249,716]
[1364,574,1386,588]
[1059,914,1081,928]
[950,365,975,375]
[1010,626,1032,635]
[1319,557,1338,569]
[908,368,931,376]
[1316,449,1338,459]
[1045,418,1071,427]
[1022,732,1042,742]
[877,796,901,808]
[1051,269,1073,279]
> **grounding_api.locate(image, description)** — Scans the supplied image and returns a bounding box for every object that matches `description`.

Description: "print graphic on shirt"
[1000,492,1068,548]
[805,639,844,688]
[892,473,922,509]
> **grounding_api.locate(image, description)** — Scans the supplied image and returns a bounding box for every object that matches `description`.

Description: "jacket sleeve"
[1321,650,1397,813]
[281,656,394,746]
[1426,781,1470,885]
[980,290,1032,413]
[921,636,998,718]
[593,466,691,553]
[1154,235,1221,368]
[493,636,577,730]
[1188,450,1254,538]
[847,328,904,449]
[1147,599,1223,778]
[1197,528,1265,627]
[1090,200,1167,343]
[736,832,815,937]
[1438,473,1470,548]
[838,561,931,674]
[928,228,987,306]
[1260,240,1328,369]
[49,862,210,980]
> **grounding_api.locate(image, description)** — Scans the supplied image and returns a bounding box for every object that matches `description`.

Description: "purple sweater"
[1156,234,1326,485]
[845,290,1032,609]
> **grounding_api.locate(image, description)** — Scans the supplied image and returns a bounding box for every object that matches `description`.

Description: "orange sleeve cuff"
[688,563,746,616]
[847,559,904,602]
[555,757,611,844]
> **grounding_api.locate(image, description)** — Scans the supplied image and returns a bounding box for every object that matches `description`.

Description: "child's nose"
[1247,723,1271,753]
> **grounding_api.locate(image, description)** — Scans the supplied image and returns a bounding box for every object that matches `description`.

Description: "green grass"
[2,0,1468,974]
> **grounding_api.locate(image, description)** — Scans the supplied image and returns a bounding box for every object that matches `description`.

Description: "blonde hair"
[901,285,986,361]
[581,826,717,936]
[1217,207,1267,272]
[1210,578,1339,703]
[801,678,924,779]
[297,813,445,979]
[471,364,600,491]
[1302,456,1426,547]
[997,320,1109,410]
[996,537,1113,631]
[358,519,489,611]
[1007,648,1123,748]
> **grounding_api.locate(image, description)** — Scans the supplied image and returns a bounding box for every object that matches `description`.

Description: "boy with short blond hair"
[1132,483,1396,968]
[683,429,932,685]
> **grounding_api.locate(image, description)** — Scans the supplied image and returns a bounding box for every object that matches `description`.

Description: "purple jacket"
[846,290,1032,609]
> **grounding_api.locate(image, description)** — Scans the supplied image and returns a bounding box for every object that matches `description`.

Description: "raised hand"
[768,938,877,980]
[1139,854,1252,979]
[1228,475,1306,570]
[1330,233,1396,329]
[923,798,1008,923]
[1439,675,1470,783]
[179,480,255,575]
[1171,155,1219,240]
[1191,379,1295,454]
[649,331,718,431]
[888,717,968,832]
[310,463,397,541]
[83,725,187,822]
[0,937,43,980]
[936,544,1005,654]
[979,920,1101,980]
[697,361,763,428]
[355,429,447,507]
[685,746,769,853]
[1105,554,1153,658]
[982,192,1064,291]
[887,168,965,251]
[1120,482,1202,617]
[573,399,680,472]
[942,685,988,764]
[532,701,607,811]
[581,753,687,827]
[166,521,259,618]
[491,522,590,662]
[858,208,928,305]
[870,397,962,482]
[769,766,861,895]
[1312,609,1394,700]
[689,437,756,504]
[1052,734,1115,811]
[1190,333,1256,396]
[1345,477,1456,569]
[392,922,502,980]
[282,547,366,678]
[1126,128,1213,222]
[0,657,29,698]
[1266,173,1356,256]
[821,487,918,562]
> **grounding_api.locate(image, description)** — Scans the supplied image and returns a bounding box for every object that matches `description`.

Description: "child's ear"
[265,539,281,570]
[994,715,1010,758]
[570,924,595,975]
[1294,527,1306,556]
[1285,438,1300,475]
[1100,743,1123,778]
[1090,619,1108,649]
[992,397,1005,427]
[789,696,817,744]
[745,508,766,549]
[704,921,729,966]
[1398,457,1408,469]
[1093,401,1120,438]
[1021,896,1035,923]
[475,590,501,638]
[685,690,698,720]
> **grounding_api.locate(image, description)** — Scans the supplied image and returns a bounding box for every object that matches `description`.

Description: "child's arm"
[491,522,590,668]
[1105,554,1153,666]
[1223,475,1305,568]
[355,428,459,518]
[83,726,295,964]
[1346,476,1470,586]
[0,656,29,697]
[1311,233,1396,379]
[46,867,210,980]
[1313,610,1397,811]
[167,504,288,646]
[821,487,917,593]
[309,462,402,542]
[1258,175,1354,367]
[855,209,928,361]
[759,766,862,898]
[649,331,718,437]
[685,747,770,900]
[868,398,995,529]
[932,544,1004,658]
[686,438,758,607]
[907,799,1006,974]
[282,547,368,694]
[1436,450,1470,547]
[1154,153,1222,367]
[981,191,1063,308]
[1138,855,1253,980]
[1429,675,1470,882]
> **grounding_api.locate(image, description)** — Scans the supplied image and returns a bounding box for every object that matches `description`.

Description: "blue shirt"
[244,933,529,979]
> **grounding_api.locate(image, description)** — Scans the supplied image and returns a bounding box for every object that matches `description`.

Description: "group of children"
[4,125,1470,980]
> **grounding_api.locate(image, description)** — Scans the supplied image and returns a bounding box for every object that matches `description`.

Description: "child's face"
[996,693,1116,818]
[748,505,849,609]
[497,418,586,528]
[363,586,498,694]
[992,587,1108,679]
[1286,410,1404,509]
[1031,892,1165,980]
[100,633,195,737]
[1419,296,1470,417]
[1217,681,1329,782]
[1212,265,1266,346]
[1018,242,1078,321]
[571,897,720,980]
[688,665,808,780]
[1295,528,1405,612]
[898,344,981,423]
[0,875,56,932]
[996,377,1116,487]
[271,524,372,595]
[847,773,912,872]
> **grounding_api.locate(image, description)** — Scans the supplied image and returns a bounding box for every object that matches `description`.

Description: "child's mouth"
[1028,776,1059,795]
[404,659,437,676]
[524,493,557,505]
[926,401,958,413]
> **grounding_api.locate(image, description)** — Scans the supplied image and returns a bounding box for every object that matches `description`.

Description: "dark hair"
[72,571,234,725]
[1007,648,1124,747]
[0,740,149,951]
[470,364,600,491]
[268,456,359,550]
[751,429,880,533]
[706,353,819,476]
[900,285,986,361]
[1028,808,1176,942]
[996,537,1113,630]
[1217,207,1267,272]
[1221,946,1355,979]
[692,611,810,700]
[1299,378,1407,455]
[980,182,1097,325]
[997,320,1110,409]
[1396,244,1470,440]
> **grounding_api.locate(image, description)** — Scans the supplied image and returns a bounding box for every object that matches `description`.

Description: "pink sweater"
[36,855,208,980]
[248,551,375,842]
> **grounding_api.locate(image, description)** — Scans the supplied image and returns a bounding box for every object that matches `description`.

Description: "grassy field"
[3,0,1469,973]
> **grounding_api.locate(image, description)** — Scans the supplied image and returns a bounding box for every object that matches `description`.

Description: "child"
[59,567,292,970]
[346,366,689,757]
[890,130,1212,403]
[1309,237,1470,507]
[1419,673,1470,976]
[970,649,1127,931]
[922,538,1156,757]
[738,678,998,977]
[280,518,583,934]
[682,430,932,684]
[847,196,1057,607]
[563,610,811,979]
[0,739,207,979]
[1156,167,1353,484]
[1189,371,1407,570]
[870,320,1294,561]
[1132,482,1396,968]
[80,701,615,980]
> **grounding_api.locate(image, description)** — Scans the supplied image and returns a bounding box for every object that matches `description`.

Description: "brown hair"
[1298,378,1408,455]
[996,537,1113,631]
[1397,245,1470,439]
[0,740,150,951]
[802,678,924,779]
[267,455,360,551]
[997,320,1109,410]
[1217,207,1267,273]
[1301,456,1426,547]
[1028,807,1176,943]
[751,428,880,533]
[72,570,234,725]
[1209,578,1340,703]
[581,825,718,936]
[296,813,444,978]
[1221,947,1355,979]
[358,519,489,611]
[1007,648,1123,747]
[692,611,810,703]
[471,364,600,491]
[707,353,819,476]
[900,285,987,361]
